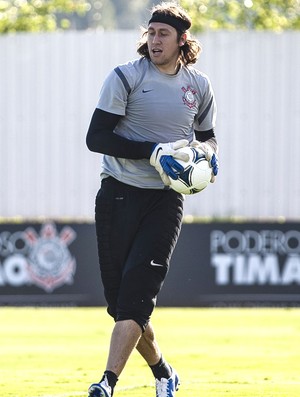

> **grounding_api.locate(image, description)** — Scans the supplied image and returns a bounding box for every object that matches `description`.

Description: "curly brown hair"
[137,2,202,66]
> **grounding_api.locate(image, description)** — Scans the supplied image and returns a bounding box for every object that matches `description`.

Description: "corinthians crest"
[24,223,77,292]
[182,85,197,109]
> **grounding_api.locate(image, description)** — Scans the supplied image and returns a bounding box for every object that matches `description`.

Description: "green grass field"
[0,307,299,397]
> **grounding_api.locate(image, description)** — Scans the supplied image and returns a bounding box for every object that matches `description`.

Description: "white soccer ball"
[169,146,211,195]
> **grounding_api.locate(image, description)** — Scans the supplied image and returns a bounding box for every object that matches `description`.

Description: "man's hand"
[150,139,189,185]
[190,140,219,183]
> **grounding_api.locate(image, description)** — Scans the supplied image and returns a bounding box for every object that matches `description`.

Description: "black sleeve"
[194,128,215,142]
[86,108,155,159]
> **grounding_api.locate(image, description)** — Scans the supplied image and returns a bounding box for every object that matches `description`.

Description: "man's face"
[147,22,184,74]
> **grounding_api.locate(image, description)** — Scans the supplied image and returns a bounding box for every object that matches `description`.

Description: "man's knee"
[116,311,150,333]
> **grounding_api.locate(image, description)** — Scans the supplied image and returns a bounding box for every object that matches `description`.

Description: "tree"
[0,0,90,33]
[180,0,300,31]
[0,0,162,33]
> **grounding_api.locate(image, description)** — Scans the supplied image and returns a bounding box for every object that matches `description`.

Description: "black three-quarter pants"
[95,176,184,331]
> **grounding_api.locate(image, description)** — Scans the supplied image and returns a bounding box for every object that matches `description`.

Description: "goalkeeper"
[85,2,219,397]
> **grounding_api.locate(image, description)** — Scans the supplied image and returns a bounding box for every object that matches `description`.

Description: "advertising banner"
[0,222,299,306]
[0,222,105,306]
[160,222,300,306]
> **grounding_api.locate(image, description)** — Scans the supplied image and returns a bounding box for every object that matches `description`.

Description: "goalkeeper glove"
[150,139,189,185]
[190,140,219,183]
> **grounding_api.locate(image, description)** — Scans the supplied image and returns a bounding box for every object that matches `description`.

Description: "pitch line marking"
[34,384,151,397]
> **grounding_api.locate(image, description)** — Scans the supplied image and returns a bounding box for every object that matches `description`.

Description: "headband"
[148,13,191,32]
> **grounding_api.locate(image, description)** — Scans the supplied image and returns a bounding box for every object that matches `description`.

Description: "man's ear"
[179,33,187,46]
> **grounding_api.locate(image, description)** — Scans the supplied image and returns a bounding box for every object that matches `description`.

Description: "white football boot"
[155,368,180,397]
[88,375,112,397]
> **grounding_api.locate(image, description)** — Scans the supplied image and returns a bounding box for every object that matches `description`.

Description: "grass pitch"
[0,307,299,397]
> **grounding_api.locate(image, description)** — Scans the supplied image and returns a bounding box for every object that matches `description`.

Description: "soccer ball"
[170,146,211,195]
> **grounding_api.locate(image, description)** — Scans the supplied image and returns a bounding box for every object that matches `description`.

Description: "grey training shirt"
[97,57,216,189]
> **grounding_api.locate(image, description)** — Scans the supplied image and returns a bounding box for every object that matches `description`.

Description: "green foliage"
[1,0,300,34]
[180,0,300,31]
[0,0,90,33]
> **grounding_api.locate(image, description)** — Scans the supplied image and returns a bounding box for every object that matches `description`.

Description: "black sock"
[150,356,172,380]
[102,370,118,395]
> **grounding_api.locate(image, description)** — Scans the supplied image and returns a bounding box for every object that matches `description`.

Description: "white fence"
[0,30,299,220]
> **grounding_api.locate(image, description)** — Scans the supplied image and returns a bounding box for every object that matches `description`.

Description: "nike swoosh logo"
[150,260,164,267]
[142,89,153,93]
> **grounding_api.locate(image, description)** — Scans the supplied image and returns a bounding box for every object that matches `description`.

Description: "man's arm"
[86,108,154,159]
[194,129,219,154]
[193,128,219,182]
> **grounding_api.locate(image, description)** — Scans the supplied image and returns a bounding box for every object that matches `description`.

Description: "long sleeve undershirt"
[86,108,218,159]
